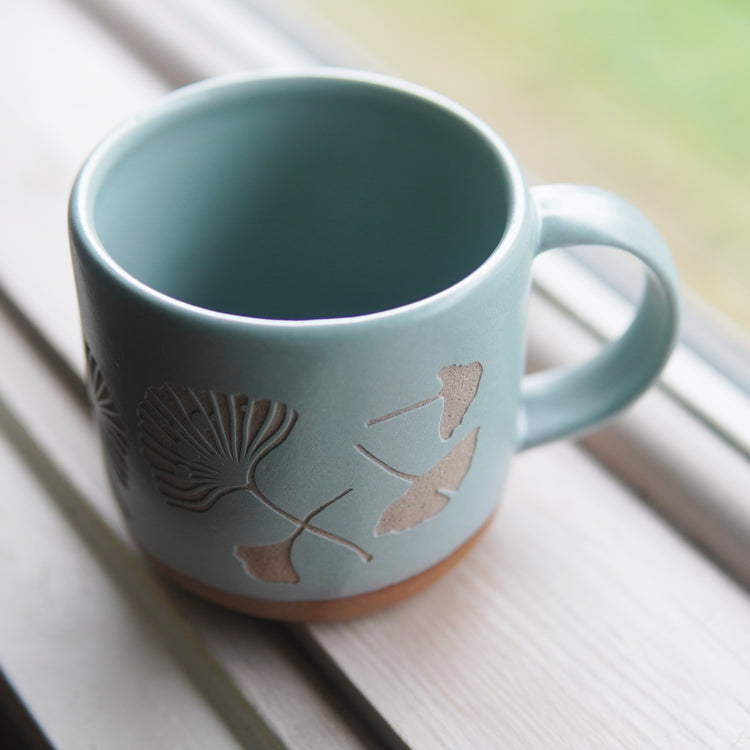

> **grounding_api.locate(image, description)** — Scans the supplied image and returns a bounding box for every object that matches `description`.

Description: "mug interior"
[90,75,511,320]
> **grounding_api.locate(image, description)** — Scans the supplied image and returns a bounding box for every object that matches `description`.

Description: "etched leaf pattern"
[134,359,482,584]
[138,385,297,512]
[234,489,355,583]
[85,345,129,486]
[235,534,301,584]
[357,427,479,535]
[368,362,482,440]
[137,385,371,584]
[435,362,483,440]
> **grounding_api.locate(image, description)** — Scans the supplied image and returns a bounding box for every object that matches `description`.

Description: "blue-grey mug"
[69,69,679,620]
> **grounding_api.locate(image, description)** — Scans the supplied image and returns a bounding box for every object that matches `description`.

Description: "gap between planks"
[0,292,385,749]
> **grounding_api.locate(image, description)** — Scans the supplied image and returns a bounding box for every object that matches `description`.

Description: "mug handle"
[517,184,680,450]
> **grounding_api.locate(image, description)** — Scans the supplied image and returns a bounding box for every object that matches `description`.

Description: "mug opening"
[81,73,516,321]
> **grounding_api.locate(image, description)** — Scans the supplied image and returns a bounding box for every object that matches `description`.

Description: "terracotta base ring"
[144,516,493,622]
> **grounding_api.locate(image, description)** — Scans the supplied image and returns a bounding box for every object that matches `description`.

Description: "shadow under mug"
[69,69,680,621]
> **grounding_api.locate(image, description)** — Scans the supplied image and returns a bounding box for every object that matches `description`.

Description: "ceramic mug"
[69,69,679,621]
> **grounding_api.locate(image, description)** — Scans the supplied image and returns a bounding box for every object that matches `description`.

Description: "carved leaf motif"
[138,385,297,512]
[235,489,371,584]
[138,387,372,582]
[85,345,129,486]
[235,532,301,584]
[436,362,483,440]
[367,361,482,440]
[357,427,479,535]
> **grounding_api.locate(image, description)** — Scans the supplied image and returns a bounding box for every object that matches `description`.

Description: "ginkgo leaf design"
[234,489,354,583]
[235,535,301,584]
[85,344,129,486]
[367,362,482,440]
[138,385,372,583]
[138,385,296,512]
[356,427,479,535]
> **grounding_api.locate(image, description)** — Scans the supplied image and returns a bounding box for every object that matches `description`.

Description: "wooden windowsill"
[2,1,750,747]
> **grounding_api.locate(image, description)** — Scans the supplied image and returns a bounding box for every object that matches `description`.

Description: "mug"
[69,69,679,621]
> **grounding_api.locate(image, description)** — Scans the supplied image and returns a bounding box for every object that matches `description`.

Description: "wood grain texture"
[529,291,750,591]
[0,0,167,377]
[2,2,750,749]
[0,278,374,749]
[0,429,242,749]
[0,5,374,745]
[307,442,750,748]
[6,258,750,750]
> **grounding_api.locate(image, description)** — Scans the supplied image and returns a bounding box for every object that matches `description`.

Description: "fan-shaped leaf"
[367,361,482,441]
[138,385,373,583]
[234,532,301,584]
[234,488,373,583]
[137,385,297,511]
[85,344,129,486]
[357,427,479,535]
[436,362,483,439]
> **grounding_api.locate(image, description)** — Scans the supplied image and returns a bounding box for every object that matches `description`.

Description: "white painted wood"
[0,4,372,745]
[0,269,373,749]
[0,0,168,377]
[3,2,750,749]
[533,250,750,457]
[6,280,750,749]
[73,0,316,83]
[528,292,750,590]
[308,441,750,748]
[175,597,379,750]
[0,0,316,381]
[0,431,242,749]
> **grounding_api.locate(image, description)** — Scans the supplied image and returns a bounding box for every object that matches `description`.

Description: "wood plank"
[5,251,750,748]
[0,269,376,749]
[0,4,377,745]
[7,0,748,601]
[0,0,168,377]
[72,0,317,82]
[0,426,243,749]
[0,0,316,379]
[304,441,750,748]
[3,3,750,750]
[529,289,750,591]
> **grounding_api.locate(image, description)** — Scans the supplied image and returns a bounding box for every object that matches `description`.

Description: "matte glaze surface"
[69,69,679,618]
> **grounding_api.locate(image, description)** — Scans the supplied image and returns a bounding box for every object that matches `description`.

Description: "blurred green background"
[285,0,750,333]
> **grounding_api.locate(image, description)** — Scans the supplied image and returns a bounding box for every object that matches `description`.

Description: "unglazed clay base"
[144,516,493,622]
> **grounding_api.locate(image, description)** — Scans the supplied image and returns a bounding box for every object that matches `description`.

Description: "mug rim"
[69,67,528,329]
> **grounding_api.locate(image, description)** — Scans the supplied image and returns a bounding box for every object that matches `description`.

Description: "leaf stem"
[248,483,372,563]
[366,391,440,427]
[354,444,416,481]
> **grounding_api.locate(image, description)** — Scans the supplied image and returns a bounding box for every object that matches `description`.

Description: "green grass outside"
[287,0,750,333]
[463,0,750,177]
